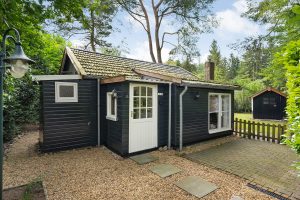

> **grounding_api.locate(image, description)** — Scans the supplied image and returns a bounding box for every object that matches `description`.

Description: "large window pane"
[209,113,218,130]
[222,95,230,111]
[221,111,229,128]
[209,95,219,112]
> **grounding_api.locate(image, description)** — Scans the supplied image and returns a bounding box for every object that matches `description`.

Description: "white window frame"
[55,82,78,103]
[208,93,232,134]
[106,92,117,121]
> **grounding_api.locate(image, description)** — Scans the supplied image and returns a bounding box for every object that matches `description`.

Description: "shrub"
[280,40,300,156]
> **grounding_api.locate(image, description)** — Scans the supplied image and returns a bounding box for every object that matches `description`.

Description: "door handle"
[131,111,133,118]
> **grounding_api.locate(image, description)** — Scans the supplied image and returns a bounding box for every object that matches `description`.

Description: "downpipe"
[179,86,188,151]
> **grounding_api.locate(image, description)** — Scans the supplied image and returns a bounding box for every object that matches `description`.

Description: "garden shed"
[252,87,286,120]
[34,47,240,155]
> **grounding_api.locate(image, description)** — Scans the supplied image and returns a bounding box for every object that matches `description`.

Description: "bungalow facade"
[34,47,240,156]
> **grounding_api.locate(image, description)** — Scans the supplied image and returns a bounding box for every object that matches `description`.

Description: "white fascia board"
[32,75,82,81]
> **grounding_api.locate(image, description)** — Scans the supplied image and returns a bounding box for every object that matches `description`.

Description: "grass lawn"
[234,113,287,126]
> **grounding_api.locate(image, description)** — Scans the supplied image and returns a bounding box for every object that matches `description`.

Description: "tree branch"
[161,31,179,49]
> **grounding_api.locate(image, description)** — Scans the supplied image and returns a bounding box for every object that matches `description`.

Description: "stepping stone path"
[131,153,219,199]
[130,154,158,165]
[149,164,181,178]
[175,176,218,198]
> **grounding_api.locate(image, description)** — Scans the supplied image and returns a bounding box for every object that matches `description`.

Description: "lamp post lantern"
[0,28,34,199]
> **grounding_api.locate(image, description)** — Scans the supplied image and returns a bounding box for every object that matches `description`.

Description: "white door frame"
[129,83,158,153]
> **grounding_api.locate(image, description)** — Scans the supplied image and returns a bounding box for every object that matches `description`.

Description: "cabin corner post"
[179,86,188,151]
[97,79,101,146]
[168,83,172,149]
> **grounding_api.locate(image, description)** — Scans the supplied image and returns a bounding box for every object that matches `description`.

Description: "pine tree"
[209,40,226,81]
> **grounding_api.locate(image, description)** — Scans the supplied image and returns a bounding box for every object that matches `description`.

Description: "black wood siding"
[100,82,169,155]
[40,79,98,152]
[157,84,169,147]
[100,82,129,155]
[173,86,234,147]
[253,91,286,120]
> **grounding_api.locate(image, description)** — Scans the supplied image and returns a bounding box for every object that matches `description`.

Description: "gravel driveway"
[4,131,273,200]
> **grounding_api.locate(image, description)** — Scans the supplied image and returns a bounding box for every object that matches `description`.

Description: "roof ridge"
[70,47,197,78]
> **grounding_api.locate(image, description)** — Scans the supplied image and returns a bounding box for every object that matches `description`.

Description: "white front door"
[129,83,158,153]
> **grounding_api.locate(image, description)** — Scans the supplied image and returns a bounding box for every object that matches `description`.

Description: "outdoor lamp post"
[0,28,34,199]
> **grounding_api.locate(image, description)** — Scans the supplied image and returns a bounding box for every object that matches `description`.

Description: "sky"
[70,0,267,64]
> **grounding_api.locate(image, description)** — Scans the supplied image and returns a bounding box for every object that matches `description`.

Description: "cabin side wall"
[101,81,169,155]
[40,79,98,152]
[253,91,286,120]
[100,82,129,155]
[173,86,234,147]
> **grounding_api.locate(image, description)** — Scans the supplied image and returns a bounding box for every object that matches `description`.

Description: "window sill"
[209,128,232,134]
[106,116,118,121]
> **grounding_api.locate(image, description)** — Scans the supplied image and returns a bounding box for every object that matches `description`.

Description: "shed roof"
[61,47,240,90]
[251,87,287,98]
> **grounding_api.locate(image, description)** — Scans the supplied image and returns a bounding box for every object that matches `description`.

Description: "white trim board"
[32,75,82,81]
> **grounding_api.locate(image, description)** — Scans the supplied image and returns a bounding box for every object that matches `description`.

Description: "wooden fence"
[233,118,287,144]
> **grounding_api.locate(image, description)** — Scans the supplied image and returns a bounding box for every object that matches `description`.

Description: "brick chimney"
[205,58,215,81]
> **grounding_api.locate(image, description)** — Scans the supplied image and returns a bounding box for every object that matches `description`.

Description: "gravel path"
[4,132,274,200]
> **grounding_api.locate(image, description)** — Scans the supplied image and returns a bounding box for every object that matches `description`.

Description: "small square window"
[269,97,276,105]
[55,82,78,103]
[106,92,117,121]
[263,97,269,104]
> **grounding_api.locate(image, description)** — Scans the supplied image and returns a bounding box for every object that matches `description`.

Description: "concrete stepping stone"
[175,176,218,198]
[130,154,158,165]
[231,196,243,200]
[149,164,181,178]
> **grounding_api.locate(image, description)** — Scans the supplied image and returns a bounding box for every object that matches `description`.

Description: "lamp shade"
[3,43,34,78]
[3,43,34,65]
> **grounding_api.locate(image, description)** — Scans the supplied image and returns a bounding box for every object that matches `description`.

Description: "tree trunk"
[152,1,162,63]
[90,9,96,52]
[139,0,156,63]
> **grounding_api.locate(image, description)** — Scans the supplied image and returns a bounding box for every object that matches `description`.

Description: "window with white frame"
[208,93,231,133]
[55,82,78,103]
[106,92,117,121]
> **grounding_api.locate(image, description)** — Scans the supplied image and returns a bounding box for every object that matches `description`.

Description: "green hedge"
[279,40,300,155]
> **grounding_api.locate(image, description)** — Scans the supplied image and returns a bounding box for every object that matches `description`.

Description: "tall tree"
[117,0,216,63]
[49,0,116,52]
[209,40,226,81]
[226,53,240,80]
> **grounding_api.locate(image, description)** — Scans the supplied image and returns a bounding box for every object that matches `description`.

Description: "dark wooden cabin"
[252,88,286,120]
[34,47,240,155]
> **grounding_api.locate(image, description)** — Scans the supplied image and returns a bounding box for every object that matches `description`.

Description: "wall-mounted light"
[112,89,118,98]
[194,93,201,99]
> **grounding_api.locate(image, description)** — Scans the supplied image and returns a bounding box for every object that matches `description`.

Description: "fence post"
[239,119,242,136]
[277,125,282,144]
[272,124,276,143]
[243,120,247,138]
[257,122,260,140]
[248,121,251,139]
[267,124,270,141]
[234,118,237,135]
[262,123,265,141]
